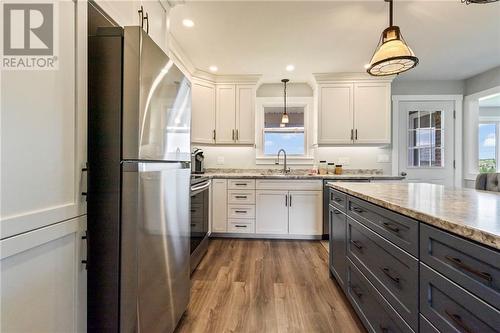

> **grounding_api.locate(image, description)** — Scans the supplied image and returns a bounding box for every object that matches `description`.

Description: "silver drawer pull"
[445,255,493,283]
[235,196,247,199]
[235,210,247,214]
[235,225,247,228]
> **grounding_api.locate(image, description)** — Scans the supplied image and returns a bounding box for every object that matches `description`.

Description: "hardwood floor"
[175,239,365,333]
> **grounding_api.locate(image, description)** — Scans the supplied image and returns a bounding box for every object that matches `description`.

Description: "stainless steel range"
[190,176,210,273]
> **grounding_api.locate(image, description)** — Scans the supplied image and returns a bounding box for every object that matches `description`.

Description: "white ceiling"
[169,1,500,82]
[479,94,500,107]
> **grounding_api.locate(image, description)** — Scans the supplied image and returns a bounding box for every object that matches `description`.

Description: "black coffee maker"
[191,148,205,174]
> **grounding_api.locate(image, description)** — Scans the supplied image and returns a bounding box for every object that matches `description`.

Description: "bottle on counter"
[328,163,335,175]
[319,160,327,175]
[335,164,343,175]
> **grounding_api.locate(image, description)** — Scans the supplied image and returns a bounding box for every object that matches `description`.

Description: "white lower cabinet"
[256,190,289,235]
[212,179,323,238]
[211,179,228,232]
[0,217,87,333]
[288,191,323,235]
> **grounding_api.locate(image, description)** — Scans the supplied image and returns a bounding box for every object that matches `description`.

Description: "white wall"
[465,65,500,96]
[392,79,464,95]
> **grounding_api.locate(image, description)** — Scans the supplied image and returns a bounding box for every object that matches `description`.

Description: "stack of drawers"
[227,179,256,233]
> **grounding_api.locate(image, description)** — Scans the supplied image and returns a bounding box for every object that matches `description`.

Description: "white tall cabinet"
[1,1,87,332]
[316,74,393,145]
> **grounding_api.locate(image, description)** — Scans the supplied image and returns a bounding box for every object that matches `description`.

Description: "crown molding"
[192,70,262,84]
[313,72,396,83]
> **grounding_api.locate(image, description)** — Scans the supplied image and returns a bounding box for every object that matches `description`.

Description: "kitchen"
[1,0,500,333]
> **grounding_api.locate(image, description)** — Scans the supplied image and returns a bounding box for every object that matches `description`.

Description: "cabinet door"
[288,191,322,235]
[256,191,289,234]
[235,84,255,144]
[318,83,354,144]
[93,0,137,26]
[216,84,236,144]
[192,81,216,144]
[211,179,227,232]
[354,82,391,144]
[329,206,346,289]
[140,0,167,52]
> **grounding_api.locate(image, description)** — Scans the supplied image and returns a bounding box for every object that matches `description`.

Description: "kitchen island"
[326,182,500,333]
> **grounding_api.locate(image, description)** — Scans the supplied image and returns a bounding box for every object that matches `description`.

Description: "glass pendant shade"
[367,26,418,76]
[281,113,289,124]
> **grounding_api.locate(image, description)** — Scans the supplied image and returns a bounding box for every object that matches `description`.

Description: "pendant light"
[367,0,418,76]
[281,79,290,124]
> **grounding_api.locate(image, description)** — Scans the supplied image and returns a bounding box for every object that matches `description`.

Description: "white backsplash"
[195,145,393,174]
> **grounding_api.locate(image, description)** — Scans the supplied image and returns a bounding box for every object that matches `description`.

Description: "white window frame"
[255,97,314,165]
[478,119,500,173]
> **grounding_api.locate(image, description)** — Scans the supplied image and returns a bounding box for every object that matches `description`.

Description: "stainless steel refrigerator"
[87,4,191,332]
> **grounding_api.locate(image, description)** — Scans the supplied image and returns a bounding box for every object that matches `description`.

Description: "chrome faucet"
[276,149,290,174]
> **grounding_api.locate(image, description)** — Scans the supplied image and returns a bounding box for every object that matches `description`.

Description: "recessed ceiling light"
[182,19,194,28]
[209,65,218,72]
[286,64,295,72]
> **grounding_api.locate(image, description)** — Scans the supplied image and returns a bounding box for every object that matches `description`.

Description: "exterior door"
[288,191,322,235]
[256,190,288,234]
[398,101,455,186]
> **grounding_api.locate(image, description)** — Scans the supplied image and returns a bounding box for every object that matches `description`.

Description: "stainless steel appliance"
[190,175,210,273]
[191,148,205,174]
[87,4,191,332]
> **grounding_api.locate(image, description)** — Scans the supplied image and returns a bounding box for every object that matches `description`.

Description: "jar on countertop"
[327,163,335,174]
[319,160,327,175]
[335,165,343,175]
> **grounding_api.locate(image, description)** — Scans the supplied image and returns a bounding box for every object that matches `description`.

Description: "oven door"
[190,180,210,255]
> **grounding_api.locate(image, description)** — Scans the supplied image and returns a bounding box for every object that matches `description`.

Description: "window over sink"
[263,106,305,155]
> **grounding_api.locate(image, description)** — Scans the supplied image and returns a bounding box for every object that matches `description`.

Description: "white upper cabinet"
[353,82,391,144]
[235,85,256,144]
[191,80,216,144]
[318,84,354,144]
[316,75,393,145]
[216,84,237,144]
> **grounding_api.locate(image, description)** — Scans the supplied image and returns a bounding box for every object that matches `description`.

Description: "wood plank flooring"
[175,239,365,333]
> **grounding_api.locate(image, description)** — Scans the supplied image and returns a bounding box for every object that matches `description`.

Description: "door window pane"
[478,123,497,173]
[407,110,444,168]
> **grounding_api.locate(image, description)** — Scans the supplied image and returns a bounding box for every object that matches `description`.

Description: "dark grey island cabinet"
[328,187,500,333]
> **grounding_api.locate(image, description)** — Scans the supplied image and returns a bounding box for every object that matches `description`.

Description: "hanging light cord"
[283,80,287,116]
[388,0,393,26]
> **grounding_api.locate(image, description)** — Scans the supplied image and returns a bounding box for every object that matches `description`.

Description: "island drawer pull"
[333,197,342,203]
[333,209,342,215]
[350,240,364,250]
[351,285,363,298]
[382,222,400,233]
[381,267,400,285]
[352,206,364,214]
[445,310,474,333]
[379,324,390,333]
[445,255,493,283]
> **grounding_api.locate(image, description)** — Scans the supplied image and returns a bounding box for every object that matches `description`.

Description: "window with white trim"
[263,106,305,156]
[478,121,499,173]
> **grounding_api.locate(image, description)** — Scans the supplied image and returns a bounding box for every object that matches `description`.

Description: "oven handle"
[191,180,211,195]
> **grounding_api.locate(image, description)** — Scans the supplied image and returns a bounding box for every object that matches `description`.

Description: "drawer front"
[190,203,203,218]
[256,179,322,191]
[329,188,347,212]
[419,315,439,333]
[227,205,255,219]
[420,263,500,333]
[228,179,256,190]
[329,205,347,290]
[347,217,418,330]
[421,223,500,309]
[228,219,255,233]
[227,190,256,204]
[347,259,413,333]
[347,196,418,256]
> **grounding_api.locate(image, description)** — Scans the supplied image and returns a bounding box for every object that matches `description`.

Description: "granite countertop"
[327,182,500,250]
[203,168,404,181]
